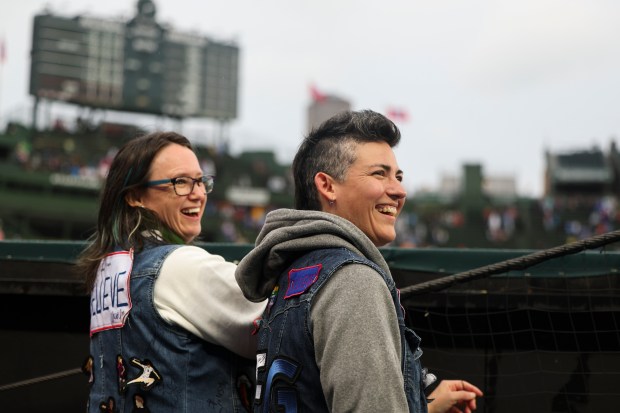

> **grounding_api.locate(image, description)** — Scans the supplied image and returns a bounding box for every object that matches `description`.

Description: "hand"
[427,380,483,413]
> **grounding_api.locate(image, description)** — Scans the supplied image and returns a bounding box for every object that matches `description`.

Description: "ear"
[125,191,144,208]
[314,172,337,207]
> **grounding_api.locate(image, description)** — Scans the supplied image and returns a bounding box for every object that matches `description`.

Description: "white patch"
[257,352,267,369]
[89,250,133,335]
[255,352,267,399]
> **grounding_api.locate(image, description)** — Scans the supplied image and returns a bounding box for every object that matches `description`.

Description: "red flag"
[310,84,327,103]
[386,107,409,122]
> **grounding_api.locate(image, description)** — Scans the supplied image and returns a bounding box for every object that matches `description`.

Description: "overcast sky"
[1,0,620,197]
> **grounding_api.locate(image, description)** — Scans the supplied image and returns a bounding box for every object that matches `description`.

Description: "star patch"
[284,264,321,299]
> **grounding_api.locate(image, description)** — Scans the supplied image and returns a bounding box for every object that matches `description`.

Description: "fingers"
[459,380,484,396]
[466,397,477,412]
[429,379,483,413]
[451,399,475,413]
[448,406,464,413]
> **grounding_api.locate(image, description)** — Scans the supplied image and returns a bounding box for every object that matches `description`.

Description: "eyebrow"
[167,172,205,178]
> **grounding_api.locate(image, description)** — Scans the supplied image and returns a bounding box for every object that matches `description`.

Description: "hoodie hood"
[235,208,390,302]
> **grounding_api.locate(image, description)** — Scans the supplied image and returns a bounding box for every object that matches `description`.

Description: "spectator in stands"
[235,110,483,412]
[76,131,265,412]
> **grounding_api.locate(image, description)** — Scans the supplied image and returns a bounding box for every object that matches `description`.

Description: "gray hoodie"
[236,208,409,412]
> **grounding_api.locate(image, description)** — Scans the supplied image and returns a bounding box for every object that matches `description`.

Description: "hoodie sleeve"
[154,245,267,359]
[311,263,408,412]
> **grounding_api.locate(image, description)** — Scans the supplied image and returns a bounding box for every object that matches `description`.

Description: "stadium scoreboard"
[29,0,239,120]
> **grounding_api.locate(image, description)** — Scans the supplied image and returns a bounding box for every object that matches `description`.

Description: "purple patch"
[284,264,322,299]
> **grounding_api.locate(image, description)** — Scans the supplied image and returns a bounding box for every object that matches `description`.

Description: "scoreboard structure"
[29,0,239,120]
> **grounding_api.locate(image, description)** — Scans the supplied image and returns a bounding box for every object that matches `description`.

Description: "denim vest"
[253,247,428,413]
[87,244,254,412]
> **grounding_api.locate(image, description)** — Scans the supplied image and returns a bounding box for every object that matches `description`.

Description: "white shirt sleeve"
[154,245,266,359]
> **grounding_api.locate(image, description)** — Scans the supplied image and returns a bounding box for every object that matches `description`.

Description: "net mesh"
[399,241,620,412]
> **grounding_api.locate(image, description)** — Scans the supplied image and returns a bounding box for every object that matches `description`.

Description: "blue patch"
[284,264,322,299]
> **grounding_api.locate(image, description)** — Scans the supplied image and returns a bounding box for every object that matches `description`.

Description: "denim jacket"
[87,243,254,412]
[253,247,428,413]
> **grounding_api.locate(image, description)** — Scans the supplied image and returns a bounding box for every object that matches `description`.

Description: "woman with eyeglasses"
[77,131,265,412]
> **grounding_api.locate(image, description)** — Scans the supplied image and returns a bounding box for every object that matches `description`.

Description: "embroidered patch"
[127,358,162,391]
[262,357,302,411]
[421,367,438,389]
[237,374,253,412]
[284,264,322,299]
[266,285,279,315]
[257,353,267,369]
[99,396,117,413]
[90,250,134,336]
[116,355,128,394]
[255,352,267,401]
[133,393,150,411]
[251,317,262,335]
[82,355,94,386]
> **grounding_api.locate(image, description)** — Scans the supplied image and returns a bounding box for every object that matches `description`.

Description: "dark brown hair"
[76,131,193,292]
[293,109,401,210]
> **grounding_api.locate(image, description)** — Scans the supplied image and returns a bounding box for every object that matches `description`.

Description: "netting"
[398,232,620,412]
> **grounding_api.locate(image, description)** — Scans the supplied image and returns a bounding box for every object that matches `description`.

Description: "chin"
[372,238,392,247]
[183,230,201,243]
[377,234,396,247]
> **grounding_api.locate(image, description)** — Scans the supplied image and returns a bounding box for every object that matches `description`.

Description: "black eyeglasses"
[145,175,214,196]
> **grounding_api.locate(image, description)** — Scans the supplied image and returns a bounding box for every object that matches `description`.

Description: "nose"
[188,181,207,200]
[388,178,407,200]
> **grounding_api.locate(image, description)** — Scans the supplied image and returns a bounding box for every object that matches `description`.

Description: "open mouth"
[377,205,397,216]
[181,207,201,217]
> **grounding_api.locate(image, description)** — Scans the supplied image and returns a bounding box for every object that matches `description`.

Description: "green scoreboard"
[29,0,239,120]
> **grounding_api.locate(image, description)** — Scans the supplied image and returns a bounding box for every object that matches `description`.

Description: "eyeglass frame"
[144,175,215,196]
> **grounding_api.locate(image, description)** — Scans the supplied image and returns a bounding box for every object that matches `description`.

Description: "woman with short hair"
[236,110,483,413]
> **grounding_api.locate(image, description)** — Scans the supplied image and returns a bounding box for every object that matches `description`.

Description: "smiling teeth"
[377,206,397,215]
[182,207,200,214]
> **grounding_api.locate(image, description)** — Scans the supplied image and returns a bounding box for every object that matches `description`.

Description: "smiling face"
[133,143,206,243]
[330,141,406,246]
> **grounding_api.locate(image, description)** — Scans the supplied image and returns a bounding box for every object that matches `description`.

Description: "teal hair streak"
[161,227,186,245]
[111,215,124,246]
[110,166,134,245]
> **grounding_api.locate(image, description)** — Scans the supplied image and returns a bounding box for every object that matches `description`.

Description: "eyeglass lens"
[173,176,213,195]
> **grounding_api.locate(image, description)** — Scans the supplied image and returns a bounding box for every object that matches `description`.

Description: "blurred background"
[1,2,620,411]
[0,0,619,248]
